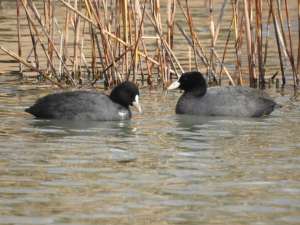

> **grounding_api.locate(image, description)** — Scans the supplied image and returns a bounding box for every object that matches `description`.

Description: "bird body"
[169,72,281,117]
[25,81,141,121]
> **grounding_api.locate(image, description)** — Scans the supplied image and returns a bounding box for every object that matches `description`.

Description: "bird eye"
[128,93,131,96]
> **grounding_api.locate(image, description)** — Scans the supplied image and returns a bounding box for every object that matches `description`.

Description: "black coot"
[25,81,141,121]
[168,71,281,117]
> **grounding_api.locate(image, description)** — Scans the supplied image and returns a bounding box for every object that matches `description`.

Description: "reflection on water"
[1,79,300,224]
[26,119,135,138]
[1,0,300,224]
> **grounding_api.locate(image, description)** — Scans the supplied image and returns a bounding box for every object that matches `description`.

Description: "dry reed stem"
[297,0,300,76]
[232,0,239,43]
[121,0,129,78]
[176,3,208,67]
[219,13,234,81]
[94,27,109,84]
[133,0,140,83]
[51,0,55,66]
[176,0,188,21]
[73,0,81,76]
[270,0,285,84]
[136,1,146,81]
[86,0,120,83]
[213,0,227,46]
[28,0,77,85]
[24,4,40,72]
[284,0,297,84]
[141,39,152,85]
[209,0,216,82]
[128,1,133,46]
[79,11,90,74]
[176,23,207,67]
[62,0,70,78]
[152,1,180,81]
[8,0,298,88]
[147,2,182,76]
[58,0,163,70]
[59,31,63,75]
[17,0,22,73]
[49,0,54,72]
[44,0,51,74]
[212,49,235,86]
[244,0,254,83]
[185,0,199,71]
[87,14,97,75]
[164,41,184,74]
[263,5,272,75]
[236,11,245,85]
[276,0,296,85]
[22,0,60,81]
[249,0,257,82]
[151,0,163,82]
[0,45,66,90]
[276,0,292,64]
[166,0,171,84]
[92,40,141,86]
[255,0,264,83]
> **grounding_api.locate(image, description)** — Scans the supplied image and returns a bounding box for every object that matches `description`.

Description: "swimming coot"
[168,71,281,117]
[25,81,141,121]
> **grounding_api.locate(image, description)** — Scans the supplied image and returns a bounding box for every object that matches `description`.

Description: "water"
[0,78,300,224]
[1,0,300,224]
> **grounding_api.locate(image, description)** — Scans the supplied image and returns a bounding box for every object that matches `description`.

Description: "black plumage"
[168,71,281,117]
[25,81,141,121]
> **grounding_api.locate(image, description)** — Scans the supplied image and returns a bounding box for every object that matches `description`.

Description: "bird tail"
[274,104,282,109]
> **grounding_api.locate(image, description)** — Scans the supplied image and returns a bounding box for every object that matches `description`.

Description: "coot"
[25,81,142,121]
[168,71,281,117]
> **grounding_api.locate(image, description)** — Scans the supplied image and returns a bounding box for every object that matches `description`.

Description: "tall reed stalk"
[17,0,22,73]
[270,0,285,84]
[1,0,299,90]
[297,0,300,77]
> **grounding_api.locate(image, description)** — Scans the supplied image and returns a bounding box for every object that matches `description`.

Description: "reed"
[22,0,59,81]
[263,4,272,77]
[72,0,81,76]
[0,45,66,90]
[62,0,70,79]
[44,0,51,74]
[270,0,286,84]
[298,0,300,78]
[17,0,22,73]
[255,0,264,83]
[28,0,77,85]
[284,0,298,84]
[0,0,298,90]
[213,0,227,46]
[219,13,234,83]
[208,0,215,82]
[185,0,199,72]
[236,11,245,86]
[276,0,296,85]
[25,1,40,72]
[244,0,254,84]
[177,1,208,67]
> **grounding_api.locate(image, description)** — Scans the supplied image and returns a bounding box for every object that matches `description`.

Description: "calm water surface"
[1,0,300,224]
[1,75,300,224]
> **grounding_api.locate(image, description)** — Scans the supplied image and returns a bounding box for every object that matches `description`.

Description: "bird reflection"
[28,119,135,138]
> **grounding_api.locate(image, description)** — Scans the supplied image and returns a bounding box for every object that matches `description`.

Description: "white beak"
[168,80,180,90]
[132,95,142,113]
